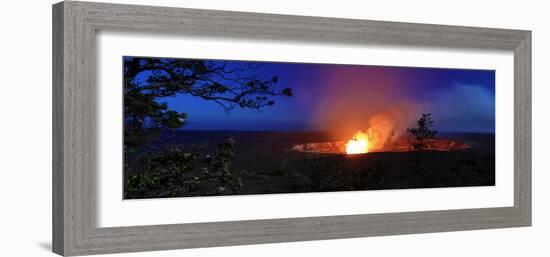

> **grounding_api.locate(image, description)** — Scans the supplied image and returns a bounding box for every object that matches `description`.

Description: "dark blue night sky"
[136,58,495,133]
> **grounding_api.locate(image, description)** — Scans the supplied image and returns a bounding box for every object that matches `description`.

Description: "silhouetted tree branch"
[124,57,293,149]
[407,113,437,151]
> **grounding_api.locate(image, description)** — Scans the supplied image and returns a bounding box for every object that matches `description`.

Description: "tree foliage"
[124,140,243,198]
[123,57,292,198]
[124,57,293,149]
[407,113,437,151]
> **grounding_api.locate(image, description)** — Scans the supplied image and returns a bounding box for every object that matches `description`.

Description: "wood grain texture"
[514,32,532,223]
[52,1,532,256]
[52,2,65,254]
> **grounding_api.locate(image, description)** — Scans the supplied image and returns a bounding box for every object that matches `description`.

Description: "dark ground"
[140,130,495,196]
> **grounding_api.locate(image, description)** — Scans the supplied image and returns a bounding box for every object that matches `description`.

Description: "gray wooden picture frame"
[52,1,531,256]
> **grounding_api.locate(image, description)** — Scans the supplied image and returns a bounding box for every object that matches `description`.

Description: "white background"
[0,0,547,256]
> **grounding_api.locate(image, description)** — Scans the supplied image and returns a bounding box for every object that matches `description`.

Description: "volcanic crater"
[292,138,471,154]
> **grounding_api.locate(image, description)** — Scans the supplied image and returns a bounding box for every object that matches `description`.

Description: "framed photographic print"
[53,1,531,256]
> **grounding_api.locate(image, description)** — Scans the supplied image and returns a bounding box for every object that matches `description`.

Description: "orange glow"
[345,131,369,154]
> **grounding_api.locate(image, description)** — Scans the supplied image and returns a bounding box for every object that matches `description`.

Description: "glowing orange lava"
[345,131,369,154]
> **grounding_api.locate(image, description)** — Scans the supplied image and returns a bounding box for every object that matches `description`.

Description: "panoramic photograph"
[123,56,495,199]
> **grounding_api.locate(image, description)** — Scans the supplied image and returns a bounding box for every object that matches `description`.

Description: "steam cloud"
[310,66,423,146]
[366,106,420,150]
